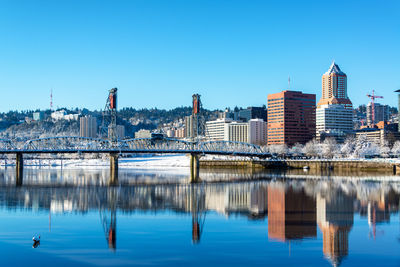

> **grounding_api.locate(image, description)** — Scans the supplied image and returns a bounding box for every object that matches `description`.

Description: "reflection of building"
[268,183,316,242]
[267,90,316,146]
[317,191,354,267]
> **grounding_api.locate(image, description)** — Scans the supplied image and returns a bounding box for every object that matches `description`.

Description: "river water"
[0,167,399,266]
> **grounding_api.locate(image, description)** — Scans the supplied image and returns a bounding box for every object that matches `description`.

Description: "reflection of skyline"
[0,171,399,260]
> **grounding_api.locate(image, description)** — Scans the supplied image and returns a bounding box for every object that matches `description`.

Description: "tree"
[392,141,400,156]
[303,139,321,158]
[321,138,338,159]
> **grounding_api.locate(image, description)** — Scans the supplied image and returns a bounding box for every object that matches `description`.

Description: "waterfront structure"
[135,129,151,138]
[32,111,44,121]
[366,102,389,126]
[238,106,268,122]
[80,116,98,138]
[267,90,316,146]
[318,62,352,109]
[316,104,353,142]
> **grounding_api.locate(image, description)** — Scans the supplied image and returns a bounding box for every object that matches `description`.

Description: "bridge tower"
[188,94,205,141]
[101,88,119,183]
[101,88,118,143]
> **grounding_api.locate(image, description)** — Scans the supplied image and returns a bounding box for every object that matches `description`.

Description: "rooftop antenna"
[50,89,53,110]
[288,76,291,90]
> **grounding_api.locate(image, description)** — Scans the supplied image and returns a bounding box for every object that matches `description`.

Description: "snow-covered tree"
[379,140,390,158]
[288,143,304,157]
[321,138,338,159]
[268,144,288,156]
[303,139,321,158]
[391,141,400,156]
[340,137,356,158]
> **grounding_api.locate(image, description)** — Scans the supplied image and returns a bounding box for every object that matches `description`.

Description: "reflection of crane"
[366,90,383,127]
[190,185,206,244]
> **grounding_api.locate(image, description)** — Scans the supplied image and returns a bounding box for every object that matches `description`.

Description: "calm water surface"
[0,168,399,266]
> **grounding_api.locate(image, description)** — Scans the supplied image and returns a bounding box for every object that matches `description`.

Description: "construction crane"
[366,90,383,127]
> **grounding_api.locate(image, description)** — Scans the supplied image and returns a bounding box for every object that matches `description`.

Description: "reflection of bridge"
[0,137,270,185]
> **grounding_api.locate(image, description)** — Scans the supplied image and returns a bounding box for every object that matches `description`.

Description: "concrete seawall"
[200,159,399,175]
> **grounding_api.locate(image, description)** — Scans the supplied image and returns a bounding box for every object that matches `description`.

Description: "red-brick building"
[267,90,316,146]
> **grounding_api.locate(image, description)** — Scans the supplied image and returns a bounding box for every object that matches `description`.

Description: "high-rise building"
[395,90,400,132]
[80,116,98,138]
[318,62,352,109]
[316,104,353,142]
[238,106,268,122]
[316,63,354,142]
[248,119,267,145]
[267,90,316,146]
[366,102,389,126]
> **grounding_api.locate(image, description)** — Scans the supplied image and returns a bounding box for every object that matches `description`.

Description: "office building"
[366,102,389,126]
[267,90,316,146]
[248,119,267,145]
[318,62,352,109]
[80,116,98,138]
[238,106,267,122]
[316,104,354,142]
[227,122,248,143]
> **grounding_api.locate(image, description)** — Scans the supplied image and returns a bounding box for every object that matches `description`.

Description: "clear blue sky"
[0,0,399,112]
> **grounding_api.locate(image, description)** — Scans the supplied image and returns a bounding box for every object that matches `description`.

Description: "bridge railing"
[23,136,113,151]
[2,136,269,157]
[0,139,16,150]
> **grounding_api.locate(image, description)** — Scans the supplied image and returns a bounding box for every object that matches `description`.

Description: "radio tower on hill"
[50,89,53,110]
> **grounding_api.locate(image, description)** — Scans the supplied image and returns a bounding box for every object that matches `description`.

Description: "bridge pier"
[190,154,200,183]
[109,153,119,185]
[16,152,23,186]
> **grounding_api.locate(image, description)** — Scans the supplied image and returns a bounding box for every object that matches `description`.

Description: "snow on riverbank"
[0,154,190,170]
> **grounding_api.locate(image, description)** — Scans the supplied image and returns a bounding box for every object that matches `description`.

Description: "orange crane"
[366,90,383,127]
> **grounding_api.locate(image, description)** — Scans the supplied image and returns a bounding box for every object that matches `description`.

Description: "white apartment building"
[205,118,267,145]
[205,118,233,141]
[316,104,353,141]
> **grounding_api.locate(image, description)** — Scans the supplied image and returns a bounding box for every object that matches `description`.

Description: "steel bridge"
[0,136,270,185]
